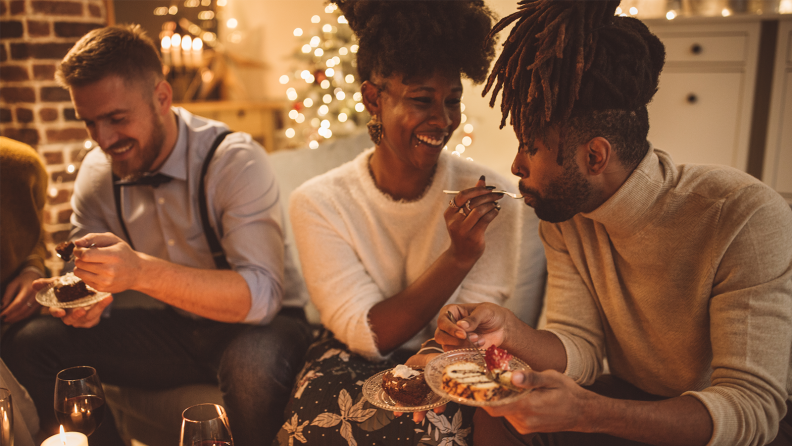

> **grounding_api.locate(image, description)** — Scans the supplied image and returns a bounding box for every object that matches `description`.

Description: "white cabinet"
[644,18,761,171]
[763,18,792,201]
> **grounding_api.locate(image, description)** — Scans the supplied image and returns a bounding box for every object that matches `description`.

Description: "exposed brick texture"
[0,127,39,145]
[54,21,101,38]
[15,107,33,123]
[31,1,82,16]
[40,86,70,102]
[9,1,23,15]
[46,127,86,142]
[0,20,23,38]
[42,150,63,164]
[11,42,75,59]
[39,107,57,121]
[33,63,55,80]
[0,64,29,81]
[0,87,35,102]
[27,20,50,37]
[0,0,106,274]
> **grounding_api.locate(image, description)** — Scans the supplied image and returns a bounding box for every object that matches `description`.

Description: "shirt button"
[168,239,175,246]
[158,197,165,205]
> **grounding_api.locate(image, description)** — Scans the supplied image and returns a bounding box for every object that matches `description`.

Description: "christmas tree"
[281,3,479,159]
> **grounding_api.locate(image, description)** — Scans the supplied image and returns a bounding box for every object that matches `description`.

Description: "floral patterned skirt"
[272,330,475,446]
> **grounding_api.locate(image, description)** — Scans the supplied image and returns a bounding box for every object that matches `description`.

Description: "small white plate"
[362,368,449,412]
[425,348,531,407]
[35,273,110,309]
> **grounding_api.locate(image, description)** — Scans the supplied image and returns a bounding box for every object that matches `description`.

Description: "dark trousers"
[473,375,792,446]
[1,306,312,446]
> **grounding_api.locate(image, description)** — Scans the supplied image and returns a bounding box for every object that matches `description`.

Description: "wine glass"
[180,403,234,446]
[0,388,13,446]
[53,366,106,436]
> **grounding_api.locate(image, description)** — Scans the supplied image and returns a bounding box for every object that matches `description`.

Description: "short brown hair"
[56,24,164,89]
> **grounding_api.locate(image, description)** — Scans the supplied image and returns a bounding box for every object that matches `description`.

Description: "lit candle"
[41,426,88,446]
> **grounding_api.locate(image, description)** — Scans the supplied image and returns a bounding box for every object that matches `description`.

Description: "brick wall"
[1,0,106,274]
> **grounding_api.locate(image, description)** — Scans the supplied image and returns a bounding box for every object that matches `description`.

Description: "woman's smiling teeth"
[416,134,444,147]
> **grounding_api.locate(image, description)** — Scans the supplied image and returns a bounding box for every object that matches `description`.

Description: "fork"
[446,310,496,381]
[443,189,523,199]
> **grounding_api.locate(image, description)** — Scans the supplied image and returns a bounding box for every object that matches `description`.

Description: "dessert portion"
[441,345,522,402]
[53,274,96,303]
[55,241,75,261]
[381,364,432,406]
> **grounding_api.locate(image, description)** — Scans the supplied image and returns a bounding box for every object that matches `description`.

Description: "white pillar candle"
[41,427,88,446]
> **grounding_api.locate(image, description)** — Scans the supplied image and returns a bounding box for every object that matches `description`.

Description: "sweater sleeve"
[289,187,388,361]
[683,187,792,446]
[539,221,606,385]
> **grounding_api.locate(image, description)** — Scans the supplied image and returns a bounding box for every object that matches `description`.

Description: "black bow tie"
[114,173,173,188]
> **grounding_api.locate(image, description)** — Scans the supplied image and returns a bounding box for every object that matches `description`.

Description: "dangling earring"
[367,114,383,145]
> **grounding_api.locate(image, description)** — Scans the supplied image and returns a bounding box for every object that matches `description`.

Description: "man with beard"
[434,1,792,445]
[1,25,311,446]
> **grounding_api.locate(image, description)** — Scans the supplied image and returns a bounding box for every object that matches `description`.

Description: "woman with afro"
[432,1,792,445]
[272,1,537,445]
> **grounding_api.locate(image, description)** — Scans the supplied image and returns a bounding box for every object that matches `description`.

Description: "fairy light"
[84,140,92,149]
[666,10,677,20]
[462,136,472,146]
[321,80,330,89]
[286,88,297,100]
[345,74,354,83]
[285,128,295,138]
[154,7,168,15]
[615,7,622,14]
[323,129,332,138]
[311,118,320,127]
[227,18,238,29]
[294,28,303,37]
[460,114,467,123]
[339,47,348,56]
[304,98,314,107]
[463,124,474,133]
[323,24,332,32]
[335,91,345,100]
[324,4,334,13]
[202,32,215,43]
[300,70,311,80]
[338,113,348,122]
[314,48,324,57]
[781,0,792,12]
[323,94,332,103]
[460,103,466,112]
[280,75,290,84]
[295,114,305,123]
[302,44,311,53]
[353,92,362,101]
[338,15,348,24]
[325,68,335,77]
[321,120,330,128]
[169,6,178,14]
[171,33,181,48]
[326,59,335,68]
[629,7,638,15]
[310,36,320,47]
[67,164,75,173]
[351,44,358,53]
[311,15,320,23]
[306,74,315,83]
[721,8,731,16]
[201,0,210,5]
[318,105,329,116]
[217,0,226,6]
[289,110,298,119]
[355,103,365,112]
[456,144,466,154]
[309,140,319,149]
[192,37,203,51]
[197,10,214,20]
[201,69,213,82]
[49,186,58,197]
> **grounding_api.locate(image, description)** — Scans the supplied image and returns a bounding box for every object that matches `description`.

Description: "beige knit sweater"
[542,147,792,446]
[290,148,525,360]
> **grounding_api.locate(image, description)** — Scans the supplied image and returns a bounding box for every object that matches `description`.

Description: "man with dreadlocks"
[435,1,792,445]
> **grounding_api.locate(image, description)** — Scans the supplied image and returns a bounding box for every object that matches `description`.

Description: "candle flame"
[59,425,66,445]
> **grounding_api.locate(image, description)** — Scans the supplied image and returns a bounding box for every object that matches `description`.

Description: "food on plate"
[381,364,432,406]
[53,274,96,303]
[441,345,522,401]
[55,241,75,260]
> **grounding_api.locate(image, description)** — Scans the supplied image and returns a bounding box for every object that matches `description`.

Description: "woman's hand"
[443,176,504,268]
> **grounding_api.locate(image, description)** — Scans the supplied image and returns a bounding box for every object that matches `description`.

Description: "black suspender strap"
[199,130,233,270]
[112,173,136,250]
[111,130,233,269]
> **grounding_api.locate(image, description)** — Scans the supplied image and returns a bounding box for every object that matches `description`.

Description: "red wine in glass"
[54,366,106,436]
[54,395,105,436]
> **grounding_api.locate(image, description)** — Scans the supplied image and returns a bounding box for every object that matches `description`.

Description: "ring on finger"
[465,201,471,212]
[449,199,461,210]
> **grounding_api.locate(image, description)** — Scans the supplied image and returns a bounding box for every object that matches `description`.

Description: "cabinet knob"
[690,43,703,55]
[686,93,698,104]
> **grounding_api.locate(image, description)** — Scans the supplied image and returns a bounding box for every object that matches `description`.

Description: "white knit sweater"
[290,148,523,360]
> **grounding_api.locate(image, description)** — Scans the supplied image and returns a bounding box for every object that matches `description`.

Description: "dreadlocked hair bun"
[331,0,496,84]
[483,0,666,143]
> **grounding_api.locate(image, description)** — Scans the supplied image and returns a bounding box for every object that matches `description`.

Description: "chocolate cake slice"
[53,274,96,303]
[382,365,432,406]
[55,241,75,261]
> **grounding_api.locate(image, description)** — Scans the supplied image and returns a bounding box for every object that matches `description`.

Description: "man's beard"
[110,112,166,181]
[519,160,594,223]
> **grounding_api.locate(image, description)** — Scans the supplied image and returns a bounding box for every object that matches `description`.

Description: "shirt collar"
[155,108,188,181]
[580,144,667,238]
